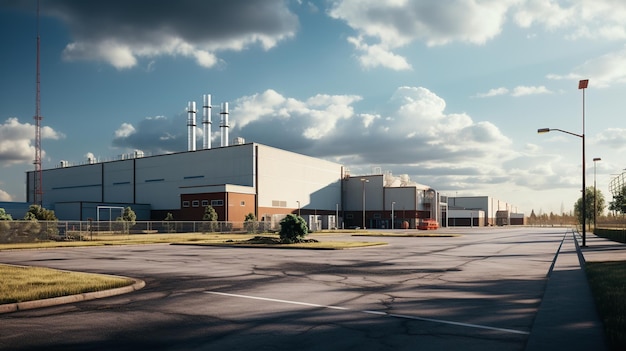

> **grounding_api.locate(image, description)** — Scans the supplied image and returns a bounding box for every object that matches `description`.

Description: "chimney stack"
[202,94,212,149]
[220,102,229,147]
[187,101,196,151]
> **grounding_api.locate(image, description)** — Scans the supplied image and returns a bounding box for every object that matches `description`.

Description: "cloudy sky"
[1,0,625,216]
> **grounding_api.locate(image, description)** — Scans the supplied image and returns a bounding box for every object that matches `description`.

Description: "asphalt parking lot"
[0,227,580,350]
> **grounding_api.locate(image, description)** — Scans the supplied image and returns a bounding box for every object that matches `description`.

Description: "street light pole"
[580,79,588,247]
[593,157,601,229]
[296,201,300,217]
[537,79,589,247]
[360,178,369,229]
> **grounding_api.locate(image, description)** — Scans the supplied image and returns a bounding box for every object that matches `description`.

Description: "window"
[271,200,287,207]
[373,213,381,219]
[346,213,354,219]
[240,201,245,206]
[192,200,200,207]
[182,201,190,208]
[201,200,209,207]
[211,199,224,206]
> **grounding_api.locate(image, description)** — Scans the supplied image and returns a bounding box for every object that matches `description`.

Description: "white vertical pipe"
[220,102,229,147]
[202,94,212,149]
[187,101,196,151]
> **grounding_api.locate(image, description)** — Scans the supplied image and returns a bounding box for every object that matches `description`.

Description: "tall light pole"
[391,201,395,230]
[580,79,588,247]
[537,79,589,247]
[296,201,300,217]
[593,157,601,228]
[360,178,369,229]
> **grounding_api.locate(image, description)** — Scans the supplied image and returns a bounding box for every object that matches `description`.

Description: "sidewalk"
[525,231,626,351]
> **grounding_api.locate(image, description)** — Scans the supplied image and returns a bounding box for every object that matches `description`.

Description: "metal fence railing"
[0,220,275,244]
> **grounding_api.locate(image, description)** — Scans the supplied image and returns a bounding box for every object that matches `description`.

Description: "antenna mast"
[33,0,43,205]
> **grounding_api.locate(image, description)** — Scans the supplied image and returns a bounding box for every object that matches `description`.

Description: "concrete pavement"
[525,229,626,351]
[0,230,626,351]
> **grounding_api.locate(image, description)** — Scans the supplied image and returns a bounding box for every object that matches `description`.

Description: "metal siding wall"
[384,187,416,212]
[134,146,255,209]
[256,145,342,211]
[343,175,384,211]
[41,165,103,204]
[103,160,135,203]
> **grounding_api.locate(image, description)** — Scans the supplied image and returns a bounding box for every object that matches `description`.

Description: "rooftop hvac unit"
[233,137,245,145]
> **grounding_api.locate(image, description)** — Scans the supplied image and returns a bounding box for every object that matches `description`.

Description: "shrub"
[279,214,308,243]
[244,213,258,233]
[202,206,218,232]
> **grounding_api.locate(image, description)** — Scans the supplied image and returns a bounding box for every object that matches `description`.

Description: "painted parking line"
[204,291,529,335]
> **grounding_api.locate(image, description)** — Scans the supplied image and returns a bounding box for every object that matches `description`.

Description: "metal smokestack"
[220,102,229,147]
[187,101,197,151]
[202,94,212,149]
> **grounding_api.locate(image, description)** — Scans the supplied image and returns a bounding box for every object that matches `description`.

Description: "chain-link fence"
[0,220,274,243]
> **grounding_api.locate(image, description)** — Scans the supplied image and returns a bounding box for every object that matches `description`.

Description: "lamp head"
[578,79,589,89]
[537,128,550,134]
[593,157,601,162]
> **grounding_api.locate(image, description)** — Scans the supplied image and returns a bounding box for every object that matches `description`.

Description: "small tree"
[163,212,175,233]
[116,206,136,233]
[609,185,626,214]
[22,205,57,237]
[0,208,12,220]
[0,208,11,240]
[24,204,57,221]
[574,187,605,229]
[279,214,308,243]
[244,213,258,233]
[202,205,218,232]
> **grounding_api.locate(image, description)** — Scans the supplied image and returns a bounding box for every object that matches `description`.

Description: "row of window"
[182,199,246,208]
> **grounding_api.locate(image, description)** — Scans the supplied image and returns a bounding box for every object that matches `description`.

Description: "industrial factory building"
[448,196,525,226]
[342,174,446,230]
[22,93,522,229]
[25,142,450,229]
[27,143,344,226]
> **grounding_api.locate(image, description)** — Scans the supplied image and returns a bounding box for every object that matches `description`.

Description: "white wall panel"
[134,145,255,209]
[256,144,342,211]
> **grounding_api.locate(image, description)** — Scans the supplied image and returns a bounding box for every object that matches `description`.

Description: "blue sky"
[1,0,626,216]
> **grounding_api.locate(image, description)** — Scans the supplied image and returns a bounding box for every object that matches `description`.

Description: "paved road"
[0,227,571,350]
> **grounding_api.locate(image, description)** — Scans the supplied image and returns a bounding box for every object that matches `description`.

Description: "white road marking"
[204,291,529,335]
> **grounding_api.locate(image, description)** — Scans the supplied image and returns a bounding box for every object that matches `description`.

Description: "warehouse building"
[447,196,525,226]
[342,173,447,229]
[26,143,344,227]
[25,141,453,229]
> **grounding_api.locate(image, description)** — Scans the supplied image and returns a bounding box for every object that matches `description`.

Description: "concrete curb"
[0,278,145,314]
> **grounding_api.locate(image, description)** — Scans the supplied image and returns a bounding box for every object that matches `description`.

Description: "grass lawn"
[586,261,626,351]
[0,264,133,304]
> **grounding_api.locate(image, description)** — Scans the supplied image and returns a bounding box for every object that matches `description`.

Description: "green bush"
[244,213,258,233]
[279,214,308,243]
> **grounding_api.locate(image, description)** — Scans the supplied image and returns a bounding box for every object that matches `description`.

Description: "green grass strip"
[0,264,133,304]
[586,261,626,351]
